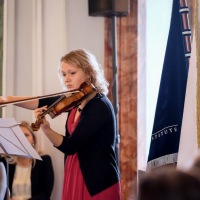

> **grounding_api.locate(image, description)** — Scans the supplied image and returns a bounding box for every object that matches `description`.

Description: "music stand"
[0,118,42,199]
[0,118,41,160]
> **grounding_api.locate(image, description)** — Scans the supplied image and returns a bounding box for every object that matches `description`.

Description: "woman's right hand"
[0,96,8,104]
[0,96,39,109]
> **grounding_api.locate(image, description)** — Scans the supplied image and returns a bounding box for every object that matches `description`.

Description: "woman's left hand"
[34,106,48,118]
[33,106,63,147]
[34,106,51,132]
[40,117,51,132]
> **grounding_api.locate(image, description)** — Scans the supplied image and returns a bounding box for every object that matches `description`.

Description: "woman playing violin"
[0,49,121,200]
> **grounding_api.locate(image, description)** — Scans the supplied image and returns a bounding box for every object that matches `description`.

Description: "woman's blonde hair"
[58,49,109,95]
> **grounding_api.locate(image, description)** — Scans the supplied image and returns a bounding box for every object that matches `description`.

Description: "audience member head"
[18,121,36,148]
[187,154,200,182]
[138,166,200,200]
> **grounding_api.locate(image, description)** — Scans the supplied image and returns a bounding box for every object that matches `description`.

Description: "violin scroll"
[31,117,44,131]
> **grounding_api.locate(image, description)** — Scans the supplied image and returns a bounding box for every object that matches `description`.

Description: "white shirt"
[12,164,32,200]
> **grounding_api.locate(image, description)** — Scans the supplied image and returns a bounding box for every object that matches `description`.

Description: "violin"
[31,82,97,131]
[0,82,97,131]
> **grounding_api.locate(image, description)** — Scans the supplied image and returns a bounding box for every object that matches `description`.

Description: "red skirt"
[62,108,121,200]
[62,153,121,200]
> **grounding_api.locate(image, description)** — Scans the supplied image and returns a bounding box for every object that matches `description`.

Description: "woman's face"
[60,62,88,90]
[21,126,34,145]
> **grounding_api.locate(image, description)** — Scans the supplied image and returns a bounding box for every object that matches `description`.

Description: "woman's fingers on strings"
[34,105,48,117]
[41,105,48,112]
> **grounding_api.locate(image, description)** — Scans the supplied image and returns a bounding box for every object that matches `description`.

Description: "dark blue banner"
[147,0,190,170]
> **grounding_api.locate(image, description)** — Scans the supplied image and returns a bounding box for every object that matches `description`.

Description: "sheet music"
[0,118,42,160]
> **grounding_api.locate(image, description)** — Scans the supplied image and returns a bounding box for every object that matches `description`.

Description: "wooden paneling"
[0,0,3,117]
[104,0,137,199]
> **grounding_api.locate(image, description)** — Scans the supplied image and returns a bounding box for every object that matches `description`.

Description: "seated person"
[0,121,54,200]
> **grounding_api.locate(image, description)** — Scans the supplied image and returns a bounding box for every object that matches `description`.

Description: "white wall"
[146,0,172,161]
[3,0,104,199]
[138,0,172,170]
